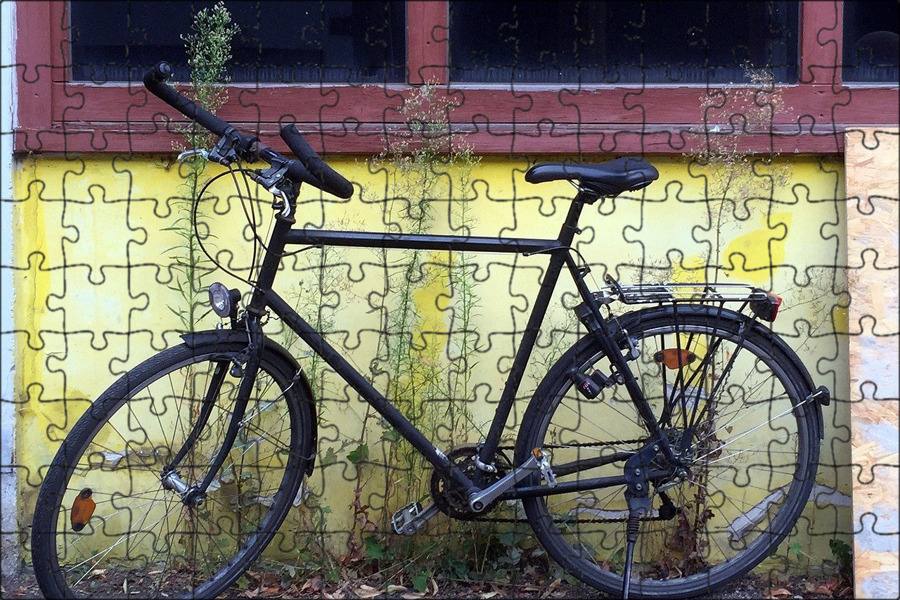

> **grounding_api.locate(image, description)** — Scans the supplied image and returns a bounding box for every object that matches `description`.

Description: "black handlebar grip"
[280,124,354,199]
[142,62,349,196]
[143,61,173,87]
[143,61,235,141]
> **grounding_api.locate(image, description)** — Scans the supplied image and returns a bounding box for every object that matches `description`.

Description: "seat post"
[557,190,597,239]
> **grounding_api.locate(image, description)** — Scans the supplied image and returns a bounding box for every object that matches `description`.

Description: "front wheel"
[31,341,315,599]
[516,306,820,598]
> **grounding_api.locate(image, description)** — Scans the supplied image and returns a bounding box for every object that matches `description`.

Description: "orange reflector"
[71,488,96,532]
[653,349,697,369]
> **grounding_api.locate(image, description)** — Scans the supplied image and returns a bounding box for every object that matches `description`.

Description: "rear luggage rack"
[612,281,770,305]
[575,278,783,329]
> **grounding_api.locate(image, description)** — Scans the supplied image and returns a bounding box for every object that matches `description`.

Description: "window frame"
[14,1,899,156]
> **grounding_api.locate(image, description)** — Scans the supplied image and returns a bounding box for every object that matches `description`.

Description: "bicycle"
[31,62,831,599]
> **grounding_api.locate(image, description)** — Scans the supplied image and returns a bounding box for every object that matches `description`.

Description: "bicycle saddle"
[525,157,659,198]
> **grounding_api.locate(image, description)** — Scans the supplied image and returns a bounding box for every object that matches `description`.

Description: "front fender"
[181,329,318,475]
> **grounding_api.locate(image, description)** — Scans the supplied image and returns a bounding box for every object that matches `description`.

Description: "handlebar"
[143,62,353,199]
[280,125,354,199]
[144,62,236,141]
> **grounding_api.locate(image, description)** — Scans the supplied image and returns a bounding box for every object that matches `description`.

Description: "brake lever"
[272,188,292,219]
[207,134,242,165]
[253,162,293,218]
[178,130,246,167]
[177,148,209,163]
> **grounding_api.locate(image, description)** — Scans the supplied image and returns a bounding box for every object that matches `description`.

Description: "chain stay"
[468,437,658,525]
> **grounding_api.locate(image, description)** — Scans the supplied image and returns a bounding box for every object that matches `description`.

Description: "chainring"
[430,445,511,520]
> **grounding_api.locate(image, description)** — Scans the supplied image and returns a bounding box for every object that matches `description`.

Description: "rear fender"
[612,304,828,440]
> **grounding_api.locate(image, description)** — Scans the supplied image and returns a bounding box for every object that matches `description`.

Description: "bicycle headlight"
[208,282,239,318]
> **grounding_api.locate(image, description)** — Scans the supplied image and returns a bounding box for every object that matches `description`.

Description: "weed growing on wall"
[692,62,843,337]
[678,63,844,578]
[661,62,795,577]
[358,81,489,577]
[387,82,480,497]
[692,62,794,285]
[166,1,238,332]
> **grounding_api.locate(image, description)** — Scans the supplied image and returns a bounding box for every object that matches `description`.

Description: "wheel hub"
[161,470,205,506]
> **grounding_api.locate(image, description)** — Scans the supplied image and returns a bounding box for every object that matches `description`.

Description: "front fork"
[161,317,264,506]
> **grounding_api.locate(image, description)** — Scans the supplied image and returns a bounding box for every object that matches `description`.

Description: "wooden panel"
[26,80,894,155]
[800,1,842,85]
[407,1,448,84]
[845,127,900,600]
[14,2,53,136]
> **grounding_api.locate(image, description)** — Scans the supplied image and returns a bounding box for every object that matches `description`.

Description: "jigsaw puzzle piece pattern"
[8,4,894,591]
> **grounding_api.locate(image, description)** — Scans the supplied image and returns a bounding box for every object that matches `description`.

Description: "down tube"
[264,289,476,493]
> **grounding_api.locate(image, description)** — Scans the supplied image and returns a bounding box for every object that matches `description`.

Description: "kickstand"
[621,446,655,599]
[621,496,649,599]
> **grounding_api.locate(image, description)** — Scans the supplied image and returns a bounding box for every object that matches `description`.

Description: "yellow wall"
[13,153,851,569]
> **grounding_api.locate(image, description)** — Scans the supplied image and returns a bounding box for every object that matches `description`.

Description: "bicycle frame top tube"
[242,188,640,483]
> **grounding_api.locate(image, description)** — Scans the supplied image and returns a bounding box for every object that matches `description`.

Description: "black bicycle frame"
[237,190,664,500]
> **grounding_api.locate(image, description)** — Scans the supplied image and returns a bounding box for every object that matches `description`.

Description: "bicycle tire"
[32,339,315,599]
[516,305,820,598]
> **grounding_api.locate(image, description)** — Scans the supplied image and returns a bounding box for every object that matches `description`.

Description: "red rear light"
[750,292,782,322]
[770,294,782,321]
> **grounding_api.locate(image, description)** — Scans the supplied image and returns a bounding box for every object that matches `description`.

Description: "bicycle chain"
[462,437,670,525]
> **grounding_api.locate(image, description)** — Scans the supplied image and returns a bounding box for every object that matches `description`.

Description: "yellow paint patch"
[723,212,792,284]
[411,253,452,362]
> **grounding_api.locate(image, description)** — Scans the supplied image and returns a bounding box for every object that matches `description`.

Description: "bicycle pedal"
[391,501,438,536]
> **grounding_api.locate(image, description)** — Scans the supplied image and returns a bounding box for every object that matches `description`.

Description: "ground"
[0,564,853,600]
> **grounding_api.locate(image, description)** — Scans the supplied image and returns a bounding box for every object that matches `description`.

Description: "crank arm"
[468,450,546,512]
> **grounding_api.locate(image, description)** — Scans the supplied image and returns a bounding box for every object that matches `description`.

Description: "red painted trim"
[49,82,900,128]
[800,1,843,86]
[15,2,53,135]
[407,1,448,84]
[50,1,71,84]
[13,122,850,156]
[24,80,894,154]
[14,1,898,156]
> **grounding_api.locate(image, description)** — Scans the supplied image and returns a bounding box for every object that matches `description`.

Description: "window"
[842,0,899,83]
[448,1,799,84]
[70,1,406,84]
[15,1,899,155]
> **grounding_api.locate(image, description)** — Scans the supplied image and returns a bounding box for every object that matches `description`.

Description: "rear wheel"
[517,306,820,598]
[32,341,314,599]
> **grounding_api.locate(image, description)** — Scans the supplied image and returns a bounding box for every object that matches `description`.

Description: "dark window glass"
[449,1,798,84]
[842,1,899,83]
[70,1,406,84]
